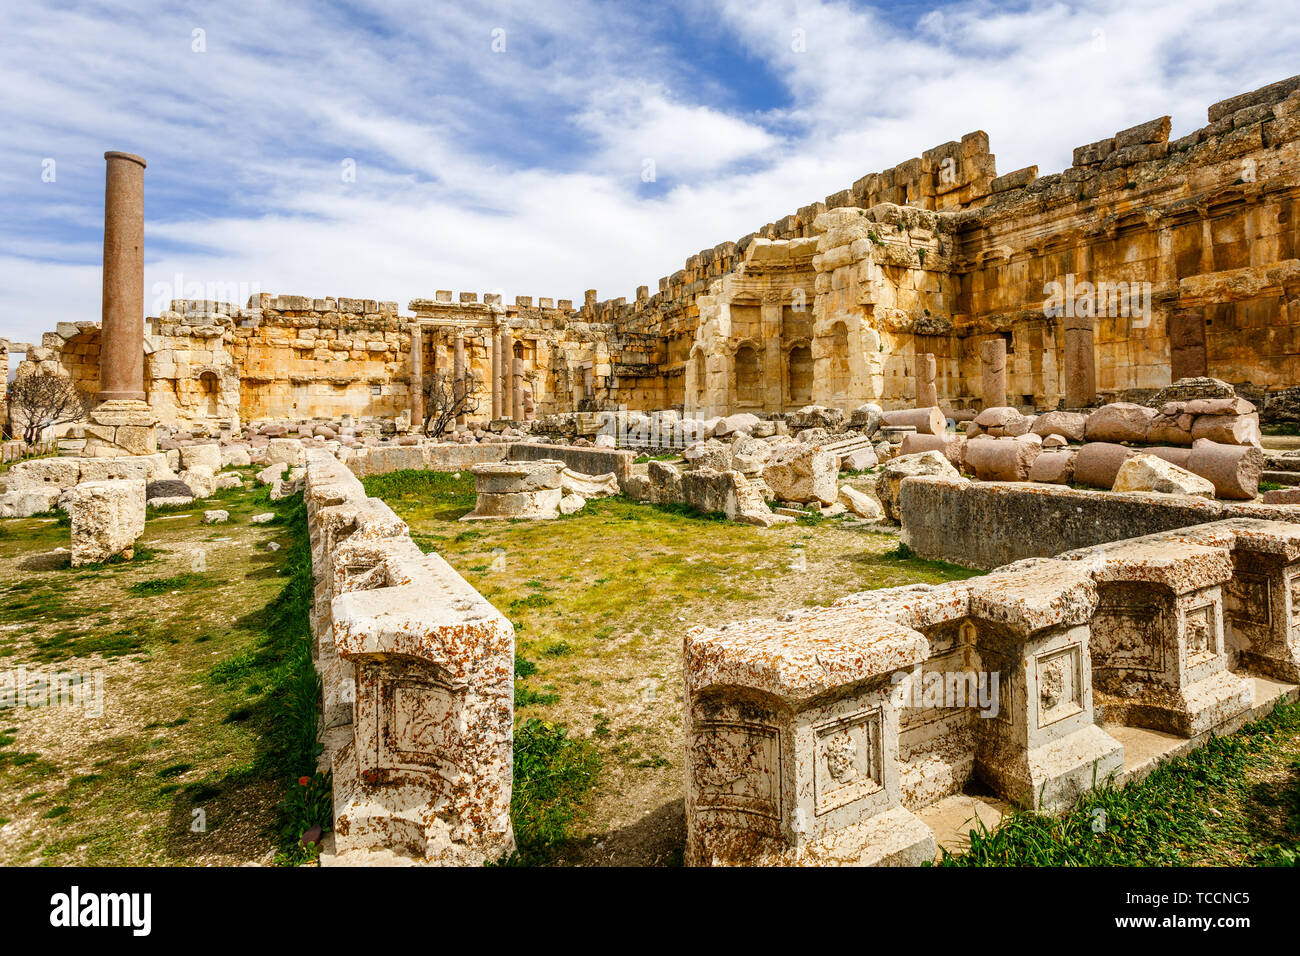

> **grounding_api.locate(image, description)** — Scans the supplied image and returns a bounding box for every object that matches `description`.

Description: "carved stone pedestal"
[82,400,158,457]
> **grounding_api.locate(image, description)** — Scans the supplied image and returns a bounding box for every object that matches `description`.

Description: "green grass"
[508,718,602,864]
[127,572,226,596]
[939,699,1300,866]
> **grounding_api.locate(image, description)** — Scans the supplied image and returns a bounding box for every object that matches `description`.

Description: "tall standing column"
[511,350,525,422]
[980,338,1007,410]
[491,328,503,420]
[453,332,466,427]
[99,151,147,402]
[408,323,424,431]
[83,150,157,458]
[501,330,515,420]
[1063,316,1097,408]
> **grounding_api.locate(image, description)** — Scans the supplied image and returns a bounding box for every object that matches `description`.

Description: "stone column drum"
[461,459,564,520]
[511,352,525,422]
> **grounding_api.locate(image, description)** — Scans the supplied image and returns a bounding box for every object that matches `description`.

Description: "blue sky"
[2,0,1298,345]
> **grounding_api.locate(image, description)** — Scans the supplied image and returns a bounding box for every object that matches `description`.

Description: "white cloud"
[1,0,1298,346]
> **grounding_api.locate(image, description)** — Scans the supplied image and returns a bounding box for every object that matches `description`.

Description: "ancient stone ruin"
[5,74,1300,867]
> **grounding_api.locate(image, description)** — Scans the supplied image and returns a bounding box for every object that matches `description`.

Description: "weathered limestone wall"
[24,75,1300,427]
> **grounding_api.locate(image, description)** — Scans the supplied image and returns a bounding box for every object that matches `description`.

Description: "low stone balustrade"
[686,514,1300,865]
[1066,539,1253,736]
[685,609,934,866]
[304,450,514,864]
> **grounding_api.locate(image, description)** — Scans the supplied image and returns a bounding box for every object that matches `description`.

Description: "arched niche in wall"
[734,343,762,410]
[787,343,813,406]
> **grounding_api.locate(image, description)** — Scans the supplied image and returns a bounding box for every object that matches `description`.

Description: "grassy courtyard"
[2,465,1295,867]
[0,471,318,865]
[363,468,980,864]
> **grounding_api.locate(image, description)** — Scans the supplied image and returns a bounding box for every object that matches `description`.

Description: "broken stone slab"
[179,466,217,499]
[265,437,307,468]
[681,467,792,526]
[874,450,962,523]
[787,405,845,430]
[559,493,586,515]
[714,412,762,436]
[257,462,288,486]
[148,495,193,508]
[1148,376,1237,405]
[841,446,879,471]
[849,402,884,435]
[1112,453,1215,498]
[203,509,230,524]
[839,484,884,520]
[0,488,61,518]
[179,443,221,471]
[729,435,774,475]
[560,468,618,498]
[250,512,276,524]
[761,444,839,506]
[221,444,252,468]
[64,478,145,567]
[683,438,733,472]
[647,459,683,505]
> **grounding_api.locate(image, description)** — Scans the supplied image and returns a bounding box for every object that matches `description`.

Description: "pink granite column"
[409,323,424,430]
[491,328,503,420]
[99,151,147,402]
[1064,315,1097,408]
[979,338,1007,409]
[916,352,938,408]
[511,349,525,421]
[453,332,466,426]
[501,330,515,420]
